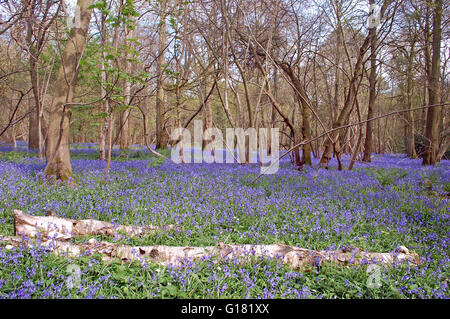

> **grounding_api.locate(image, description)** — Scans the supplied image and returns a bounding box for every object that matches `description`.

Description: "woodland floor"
[0,141,448,298]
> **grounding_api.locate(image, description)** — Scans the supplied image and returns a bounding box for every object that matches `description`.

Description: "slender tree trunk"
[44,0,94,181]
[222,30,234,127]
[301,98,312,165]
[405,41,417,158]
[28,106,42,151]
[278,63,312,165]
[119,103,130,150]
[422,4,432,137]
[120,27,133,150]
[156,0,168,149]
[25,4,43,154]
[423,0,442,165]
[99,11,108,161]
[320,39,369,167]
[217,3,235,129]
[349,98,363,170]
[202,60,214,151]
[104,4,122,178]
[265,90,301,168]
[28,60,42,152]
[10,98,17,148]
[332,2,342,128]
[320,0,392,168]
[269,68,279,155]
[175,77,185,163]
[312,41,320,159]
[363,0,377,162]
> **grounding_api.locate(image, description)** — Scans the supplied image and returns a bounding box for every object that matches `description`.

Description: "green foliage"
[443,182,450,194]
[89,1,109,16]
[0,151,37,162]
[366,168,408,188]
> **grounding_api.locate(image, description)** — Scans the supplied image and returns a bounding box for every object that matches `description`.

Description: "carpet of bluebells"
[0,141,448,299]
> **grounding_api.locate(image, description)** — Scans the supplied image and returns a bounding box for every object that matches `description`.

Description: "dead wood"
[13,209,179,240]
[1,234,421,270]
[4,210,421,270]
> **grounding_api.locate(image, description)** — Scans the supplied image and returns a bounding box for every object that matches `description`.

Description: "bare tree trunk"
[265,90,302,168]
[320,58,362,167]
[155,0,168,149]
[202,60,214,151]
[363,0,377,162]
[175,83,186,163]
[301,97,312,165]
[44,0,94,181]
[312,40,320,159]
[10,100,17,148]
[332,1,342,128]
[104,4,122,178]
[24,2,44,155]
[104,111,114,177]
[278,63,312,165]
[422,4,432,137]
[320,0,392,168]
[349,98,363,170]
[221,29,234,127]
[269,68,279,155]
[28,58,42,152]
[422,0,442,165]
[99,11,108,161]
[405,40,417,158]
[120,27,133,150]
[119,98,130,150]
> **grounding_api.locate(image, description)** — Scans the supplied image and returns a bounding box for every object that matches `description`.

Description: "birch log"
[13,210,179,240]
[6,210,421,269]
[1,234,420,270]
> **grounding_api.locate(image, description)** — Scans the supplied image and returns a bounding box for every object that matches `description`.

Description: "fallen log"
[8,210,422,270]
[13,209,179,240]
[0,235,421,270]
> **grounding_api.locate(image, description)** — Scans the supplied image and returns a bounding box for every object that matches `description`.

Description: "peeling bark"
[0,234,420,270]
[13,210,179,240]
[5,210,420,270]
